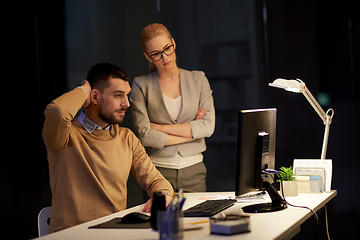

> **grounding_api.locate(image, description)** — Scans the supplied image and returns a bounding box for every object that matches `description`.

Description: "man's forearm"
[43,87,87,151]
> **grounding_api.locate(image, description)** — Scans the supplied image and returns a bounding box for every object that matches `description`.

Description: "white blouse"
[162,94,182,121]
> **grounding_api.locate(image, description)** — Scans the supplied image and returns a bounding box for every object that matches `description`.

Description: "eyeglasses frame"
[146,44,175,62]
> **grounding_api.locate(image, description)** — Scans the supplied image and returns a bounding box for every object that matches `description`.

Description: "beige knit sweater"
[42,87,173,233]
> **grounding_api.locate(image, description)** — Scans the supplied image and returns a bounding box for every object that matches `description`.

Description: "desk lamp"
[269,78,334,159]
[269,78,334,192]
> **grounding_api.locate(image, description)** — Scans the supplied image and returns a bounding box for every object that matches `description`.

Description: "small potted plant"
[278,166,298,197]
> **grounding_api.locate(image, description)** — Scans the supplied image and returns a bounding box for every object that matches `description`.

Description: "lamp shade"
[269,78,305,93]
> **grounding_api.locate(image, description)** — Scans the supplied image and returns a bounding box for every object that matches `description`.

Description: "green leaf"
[278,166,295,181]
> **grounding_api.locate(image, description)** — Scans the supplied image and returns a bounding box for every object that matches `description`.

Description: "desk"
[35,191,336,240]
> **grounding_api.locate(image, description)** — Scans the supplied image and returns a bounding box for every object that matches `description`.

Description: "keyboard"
[183,199,237,217]
[237,190,266,198]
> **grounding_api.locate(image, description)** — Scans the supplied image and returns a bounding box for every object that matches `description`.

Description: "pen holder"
[158,208,183,240]
[151,192,166,230]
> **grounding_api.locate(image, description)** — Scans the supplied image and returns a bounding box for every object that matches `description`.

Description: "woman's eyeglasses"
[147,44,175,62]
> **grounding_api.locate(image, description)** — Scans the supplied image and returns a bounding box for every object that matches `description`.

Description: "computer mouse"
[121,212,150,224]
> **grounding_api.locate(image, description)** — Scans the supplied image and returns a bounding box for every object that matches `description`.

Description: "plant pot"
[280,181,298,197]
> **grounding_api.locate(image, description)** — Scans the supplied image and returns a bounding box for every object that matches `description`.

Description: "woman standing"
[130,23,215,192]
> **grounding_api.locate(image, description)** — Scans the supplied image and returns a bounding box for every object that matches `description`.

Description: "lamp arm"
[302,86,327,123]
[321,121,331,159]
[301,85,334,159]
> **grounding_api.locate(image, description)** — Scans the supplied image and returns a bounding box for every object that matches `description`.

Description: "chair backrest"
[38,207,51,237]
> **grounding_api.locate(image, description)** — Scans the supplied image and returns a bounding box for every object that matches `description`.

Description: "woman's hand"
[150,122,161,132]
[195,107,208,120]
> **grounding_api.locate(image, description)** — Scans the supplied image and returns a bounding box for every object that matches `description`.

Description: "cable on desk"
[278,174,319,224]
[263,169,332,239]
[325,205,330,240]
[262,170,319,224]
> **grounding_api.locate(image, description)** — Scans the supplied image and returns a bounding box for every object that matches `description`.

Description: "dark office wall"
[266,0,359,239]
[1,1,66,239]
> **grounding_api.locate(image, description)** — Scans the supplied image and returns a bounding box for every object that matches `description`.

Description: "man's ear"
[90,89,100,105]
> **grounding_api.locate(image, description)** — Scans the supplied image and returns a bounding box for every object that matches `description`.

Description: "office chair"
[38,207,51,237]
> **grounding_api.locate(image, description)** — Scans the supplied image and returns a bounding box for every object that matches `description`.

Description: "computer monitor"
[235,108,287,213]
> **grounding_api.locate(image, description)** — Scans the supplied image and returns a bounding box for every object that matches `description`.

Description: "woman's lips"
[163,60,171,66]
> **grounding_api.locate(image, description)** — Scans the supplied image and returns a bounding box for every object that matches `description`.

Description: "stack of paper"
[210,216,250,235]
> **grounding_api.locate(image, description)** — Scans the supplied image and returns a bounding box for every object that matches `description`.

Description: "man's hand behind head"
[81,80,91,108]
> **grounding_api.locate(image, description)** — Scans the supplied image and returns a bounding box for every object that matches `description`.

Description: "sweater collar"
[78,112,115,135]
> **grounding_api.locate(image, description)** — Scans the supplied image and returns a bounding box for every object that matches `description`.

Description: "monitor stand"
[242,181,287,213]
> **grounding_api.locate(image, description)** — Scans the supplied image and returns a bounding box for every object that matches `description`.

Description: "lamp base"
[293,159,332,192]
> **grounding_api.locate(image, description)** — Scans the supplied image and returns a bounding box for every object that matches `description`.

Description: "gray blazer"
[130,68,215,158]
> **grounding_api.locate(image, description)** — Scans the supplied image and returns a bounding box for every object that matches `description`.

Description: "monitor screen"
[235,108,277,196]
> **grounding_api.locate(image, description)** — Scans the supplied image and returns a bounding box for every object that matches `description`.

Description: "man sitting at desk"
[42,63,173,233]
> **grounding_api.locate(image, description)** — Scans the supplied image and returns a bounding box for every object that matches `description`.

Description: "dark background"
[1,0,359,239]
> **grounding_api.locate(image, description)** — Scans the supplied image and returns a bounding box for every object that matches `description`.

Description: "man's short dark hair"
[86,63,129,91]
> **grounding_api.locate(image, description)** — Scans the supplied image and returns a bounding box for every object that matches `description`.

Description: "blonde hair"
[140,23,173,72]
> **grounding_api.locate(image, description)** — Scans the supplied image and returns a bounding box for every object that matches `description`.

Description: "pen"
[184,220,209,225]
[179,198,186,210]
